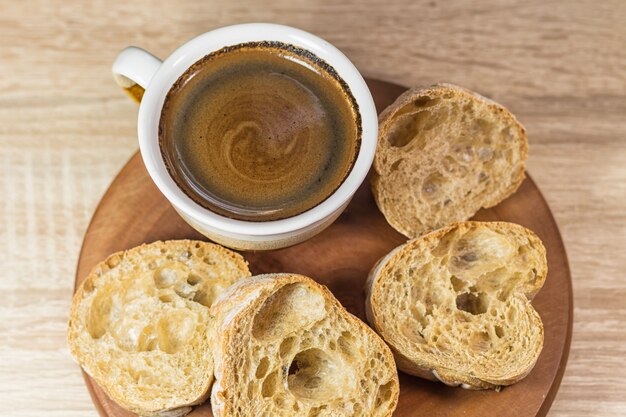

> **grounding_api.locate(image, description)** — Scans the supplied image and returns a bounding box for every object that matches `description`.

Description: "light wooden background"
[0,0,624,416]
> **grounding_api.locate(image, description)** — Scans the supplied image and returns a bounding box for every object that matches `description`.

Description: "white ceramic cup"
[112,23,377,251]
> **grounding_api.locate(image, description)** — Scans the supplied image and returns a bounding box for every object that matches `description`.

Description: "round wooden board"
[75,79,572,417]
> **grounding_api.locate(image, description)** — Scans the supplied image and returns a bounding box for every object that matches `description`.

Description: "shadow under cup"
[158,41,362,223]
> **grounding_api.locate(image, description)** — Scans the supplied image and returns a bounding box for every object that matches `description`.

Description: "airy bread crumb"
[366,221,546,389]
[372,84,528,238]
[210,273,399,416]
[68,240,251,416]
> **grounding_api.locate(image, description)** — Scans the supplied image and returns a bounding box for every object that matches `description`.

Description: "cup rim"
[138,23,377,236]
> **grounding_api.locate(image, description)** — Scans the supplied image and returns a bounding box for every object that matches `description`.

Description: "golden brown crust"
[67,240,250,417]
[210,273,399,417]
[366,221,546,389]
[373,83,528,238]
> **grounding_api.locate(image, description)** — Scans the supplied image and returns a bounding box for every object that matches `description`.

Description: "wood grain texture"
[0,0,624,416]
[73,102,572,417]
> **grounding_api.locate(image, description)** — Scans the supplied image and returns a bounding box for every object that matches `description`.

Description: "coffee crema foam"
[159,42,361,221]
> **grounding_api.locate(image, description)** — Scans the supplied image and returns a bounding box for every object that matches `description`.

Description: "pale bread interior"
[68,240,250,416]
[372,84,528,237]
[367,222,546,389]
[210,274,399,417]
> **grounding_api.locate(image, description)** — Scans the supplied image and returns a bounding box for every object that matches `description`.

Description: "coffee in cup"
[158,41,361,222]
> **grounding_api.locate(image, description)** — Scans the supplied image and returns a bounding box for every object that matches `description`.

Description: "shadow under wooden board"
[74,79,572,417]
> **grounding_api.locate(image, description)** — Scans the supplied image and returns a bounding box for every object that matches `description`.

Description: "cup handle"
[112,47,162,103]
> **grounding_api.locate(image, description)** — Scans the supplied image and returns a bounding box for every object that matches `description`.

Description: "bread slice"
[372,84,528,238]
[68,240,251,417]
[366,221,547,389]
[209,273,399,417]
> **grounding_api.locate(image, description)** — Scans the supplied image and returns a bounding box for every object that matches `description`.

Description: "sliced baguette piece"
[68,240,251,417]
[366,221,547,389]
[210,273,399,417]
[372,83,528,238]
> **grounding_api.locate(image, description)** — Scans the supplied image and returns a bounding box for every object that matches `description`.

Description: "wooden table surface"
[0,0,624,416]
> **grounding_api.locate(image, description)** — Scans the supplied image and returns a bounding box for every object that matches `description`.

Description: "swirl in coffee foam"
[211,81,320,183]
[159,42,360,221]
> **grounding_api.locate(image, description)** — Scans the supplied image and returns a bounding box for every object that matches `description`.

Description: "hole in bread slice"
[455,291,489,315]
[252,283,326,341]
[287,348,344,401]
